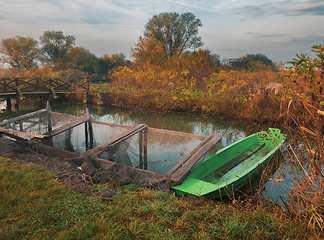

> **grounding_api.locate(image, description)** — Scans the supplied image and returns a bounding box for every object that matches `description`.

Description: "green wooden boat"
[172,128,285,199]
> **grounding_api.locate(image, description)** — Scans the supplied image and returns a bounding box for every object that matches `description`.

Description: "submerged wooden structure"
[0,103,222,185]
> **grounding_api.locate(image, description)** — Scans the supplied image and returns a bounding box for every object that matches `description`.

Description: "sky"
[0,0,324,63]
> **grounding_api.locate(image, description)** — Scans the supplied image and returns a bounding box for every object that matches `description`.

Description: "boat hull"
[172,128,286,199]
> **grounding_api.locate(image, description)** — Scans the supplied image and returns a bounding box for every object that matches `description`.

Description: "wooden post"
[6,97,11,111]
[49,86,58,99]
[19,120,23,131]
[139,129,143,169]
[16,87,25,100]
[64,124,73,151]
[83,80,90,104]
[143,127,148,170]
[86,108,94,149]
[85,121,89,151]
[46,101,52,132]
[45,101,53,146]
[36,78,39,91]
[12,121,16,130]
[3,79,7,92]
[14,99,19,111]
[108,147,113,161]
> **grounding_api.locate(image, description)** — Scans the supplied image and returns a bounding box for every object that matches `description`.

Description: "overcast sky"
[0,0,323,63]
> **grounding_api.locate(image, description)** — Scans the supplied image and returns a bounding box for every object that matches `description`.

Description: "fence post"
[139,130,143,169]
[143,127,148,170]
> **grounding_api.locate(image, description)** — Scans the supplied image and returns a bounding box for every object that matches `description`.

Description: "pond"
[0,99,290,203]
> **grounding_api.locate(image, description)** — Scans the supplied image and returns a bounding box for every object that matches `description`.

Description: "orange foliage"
[0,65,91,79]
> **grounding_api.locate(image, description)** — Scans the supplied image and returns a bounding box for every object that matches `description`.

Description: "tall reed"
[275,45,324,231]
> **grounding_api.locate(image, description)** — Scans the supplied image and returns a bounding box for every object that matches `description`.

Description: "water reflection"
[80,104,250,146]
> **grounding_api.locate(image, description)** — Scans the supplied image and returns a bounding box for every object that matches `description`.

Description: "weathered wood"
[46,101,52,132]
[143,127,148,170]
[46,115,89,137]
[81,124,147,158]
[86,109,94,149]
[149,127,205,140]
[92,157,167,181]
[0,131,27,141]
[28,139,80,158]
[85,121,89,150]
[16,87,26,100]
[91,120,130,129]
[6,97,11,111]
[139,129,143,169]
[0,77,90,100]
[0,128,46,139]
[0,109,47,127]
[166,134,213,177]
[167,134,222,184]
[49,86,58,99]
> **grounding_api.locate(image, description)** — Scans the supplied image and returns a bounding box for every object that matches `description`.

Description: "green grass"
[0,157,320,239]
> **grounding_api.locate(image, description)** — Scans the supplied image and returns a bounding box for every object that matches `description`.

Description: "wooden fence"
[0,77,89,100]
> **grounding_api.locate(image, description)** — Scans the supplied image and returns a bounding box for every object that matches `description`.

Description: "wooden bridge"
[0,77,90,108]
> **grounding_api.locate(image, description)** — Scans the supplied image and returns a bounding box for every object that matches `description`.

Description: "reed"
[264,45,324,231]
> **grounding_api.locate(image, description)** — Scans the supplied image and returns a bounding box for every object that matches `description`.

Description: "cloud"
[0,0,323,62]
[228,0,324,19]
[293,1,324,16]
[245,32,286,38]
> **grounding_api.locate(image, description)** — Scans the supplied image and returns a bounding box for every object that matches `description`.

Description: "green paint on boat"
[172,128,286,199]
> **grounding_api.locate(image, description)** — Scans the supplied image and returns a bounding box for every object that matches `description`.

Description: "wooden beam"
[166,134,213,177]
[149,127,205,140]
[0,131,28,141]
[139,129,143,169]
[46,115,89,137]
[0,108,47,127]
[46,101,52,132]
[0,128,46,139]
[16,87,26,100]
[92,157,167,181]
[86,109,94,148]
[167,134,222,184]
[81,124,147,158]
[48,86,58,99]
[143,127,148,170]
[91,120,130,129]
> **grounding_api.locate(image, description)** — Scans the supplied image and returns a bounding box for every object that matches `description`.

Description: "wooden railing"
[0,77,89,99]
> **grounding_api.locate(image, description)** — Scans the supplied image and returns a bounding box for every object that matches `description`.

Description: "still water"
[0,99,289,203]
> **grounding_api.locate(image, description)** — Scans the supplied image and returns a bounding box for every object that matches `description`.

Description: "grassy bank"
[0,157,321,239]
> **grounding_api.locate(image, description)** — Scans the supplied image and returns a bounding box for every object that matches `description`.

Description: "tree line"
[0,30,129,77]
[0,12,276,79]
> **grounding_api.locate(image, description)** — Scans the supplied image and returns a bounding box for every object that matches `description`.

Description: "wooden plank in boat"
[167,134,221,184]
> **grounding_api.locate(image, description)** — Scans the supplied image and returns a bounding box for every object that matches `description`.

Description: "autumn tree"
[98,53,128,76]
[40,30,76,65]
[239,53,275,71]
[131,37,168,66]
[65,46,99,74]
[0,36,39,69]
[133,12,203,62]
